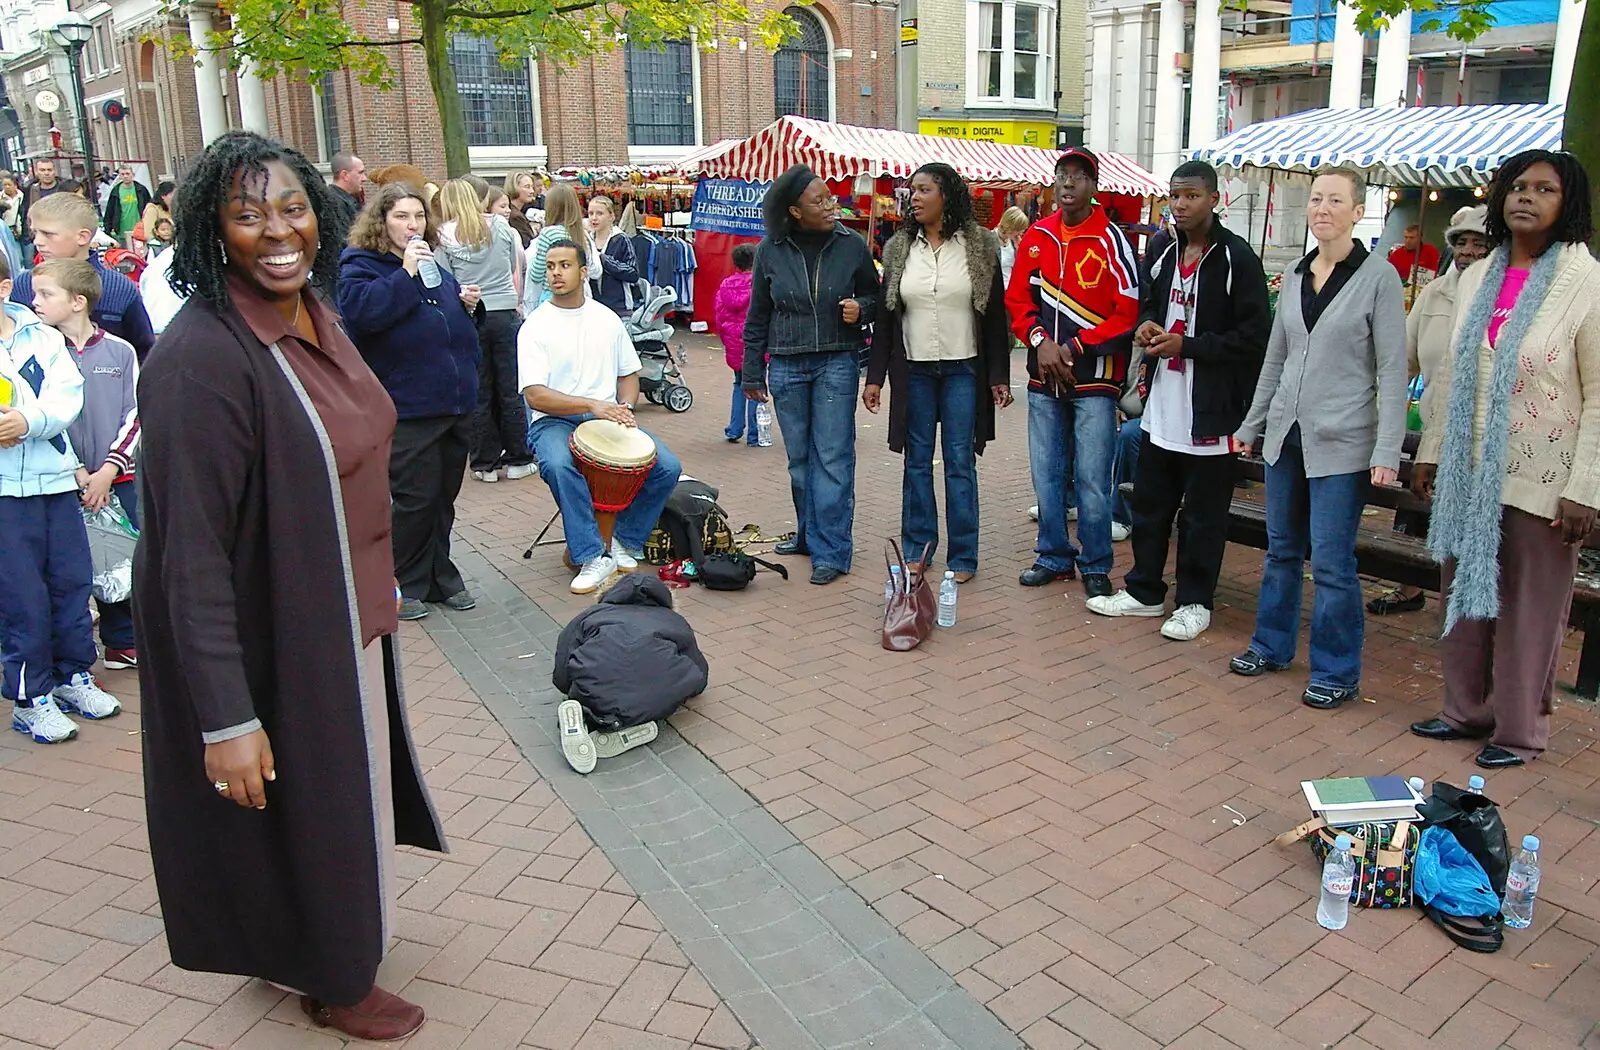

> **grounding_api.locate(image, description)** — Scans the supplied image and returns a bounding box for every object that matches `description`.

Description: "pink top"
[1489,267,1529,348]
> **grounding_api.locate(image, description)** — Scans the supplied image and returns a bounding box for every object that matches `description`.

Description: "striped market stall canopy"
[1193,103,1565,188]
[687,115,1165,196]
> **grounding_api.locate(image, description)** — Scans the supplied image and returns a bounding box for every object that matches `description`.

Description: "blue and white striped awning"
[1192,103,1565,188]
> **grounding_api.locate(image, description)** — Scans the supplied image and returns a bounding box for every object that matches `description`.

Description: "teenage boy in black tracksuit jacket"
[1085,160,1271,641]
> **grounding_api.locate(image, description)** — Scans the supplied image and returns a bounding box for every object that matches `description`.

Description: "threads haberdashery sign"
[691,180,770,237]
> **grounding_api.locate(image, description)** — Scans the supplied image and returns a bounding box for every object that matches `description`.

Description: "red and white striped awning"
[688,116,1164,197]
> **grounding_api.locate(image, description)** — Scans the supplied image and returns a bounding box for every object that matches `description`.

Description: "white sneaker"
[472,470,499,484]
[12,697,79,743]
[593,721,659,759]
[1161,604,1212,641]
[558,699,596,774]
[1028,505,1039,521]
[505,462,538,481]
[1111,521,1132,542]
[52,673,121,719]
[571,554,617,594]
[1086,589,1165,618]
[610,542,642,572]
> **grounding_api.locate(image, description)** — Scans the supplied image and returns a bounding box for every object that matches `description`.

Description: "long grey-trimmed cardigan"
[1235,247,1409,478]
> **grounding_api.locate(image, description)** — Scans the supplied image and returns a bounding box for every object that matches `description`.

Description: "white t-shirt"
[518,297,641,422]
[1143,255,1228,456]
[139,247,188,334]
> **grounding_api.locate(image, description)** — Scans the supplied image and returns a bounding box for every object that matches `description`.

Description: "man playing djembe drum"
[519,240,683,594]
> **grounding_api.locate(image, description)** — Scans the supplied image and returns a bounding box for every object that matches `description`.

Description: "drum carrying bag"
[645,479,736,564]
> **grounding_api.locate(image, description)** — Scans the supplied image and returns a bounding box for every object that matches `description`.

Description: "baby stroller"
[626,279,693,413]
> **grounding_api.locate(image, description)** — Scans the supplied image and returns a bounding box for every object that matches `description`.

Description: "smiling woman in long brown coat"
[134,131,446,1042]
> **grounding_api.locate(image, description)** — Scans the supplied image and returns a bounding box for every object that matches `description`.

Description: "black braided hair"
[169,130,343,305]
[1485,149,1593,249]
[904,162,974,240]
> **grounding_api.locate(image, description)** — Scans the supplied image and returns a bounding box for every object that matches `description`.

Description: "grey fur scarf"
[1428,244,1562,633]
[882,221,999,315]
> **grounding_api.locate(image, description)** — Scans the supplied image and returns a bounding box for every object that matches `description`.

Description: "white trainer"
[1086,590,1165,618]
[571,554,617,594]
[610,541,642,572]
[1111,521,1132,542]
[593,721,659,759]
[1161,604,1212,641]
[557,699,597,774]
[52,673,121,719]
[12,697,79,743]
[472,469,499,483]
[505,463,538,481]
[1028,505,1039,521]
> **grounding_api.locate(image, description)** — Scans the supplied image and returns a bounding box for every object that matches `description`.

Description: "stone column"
[1329,2,1363,108]
[1550,0,1587,104]
[1151,0,1184,175]
[186,5,229,144]
[1187,0,1222,148]
[235,42,270,135]
[1373,10,1411,108]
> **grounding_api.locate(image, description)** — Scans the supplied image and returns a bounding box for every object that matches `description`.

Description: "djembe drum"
[569,419,658,558]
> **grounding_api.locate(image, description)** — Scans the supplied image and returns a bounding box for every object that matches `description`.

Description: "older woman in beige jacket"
[1367,205,1489,614]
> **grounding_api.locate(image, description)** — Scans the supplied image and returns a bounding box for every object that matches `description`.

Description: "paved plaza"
[4,336,1600,1048]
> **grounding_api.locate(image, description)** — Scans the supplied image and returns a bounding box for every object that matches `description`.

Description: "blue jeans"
[1028,391,1116,574]
[527,414,682,565]
[769,350,858,573]
[0,491,95,701]
[1113,416,1142,527]
[1248,424,1366,689]
[902,359,979,573]
[726,368,759,443]
[98,479,138,649]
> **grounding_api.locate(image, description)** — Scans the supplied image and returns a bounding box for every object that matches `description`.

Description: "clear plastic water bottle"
[1469,774,1486,793]
[1317,833,1355,930]
[1409,776,1425,798]
[887,564,902,605]
[411,234,441,289]
[1504,835,1541,929]
[937,571,958,627]
[754,402,773,447]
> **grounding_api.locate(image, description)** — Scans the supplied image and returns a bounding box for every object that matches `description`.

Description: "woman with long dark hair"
[136,132,445,1041]
[743,165,880,584]
[864,162,1012,581]
[1410,150,1600,768]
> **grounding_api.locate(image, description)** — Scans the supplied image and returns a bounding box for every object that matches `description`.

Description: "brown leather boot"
[301,986,425,1041]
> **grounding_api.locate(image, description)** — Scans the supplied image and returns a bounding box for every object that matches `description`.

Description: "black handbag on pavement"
[1417,781,1513,953]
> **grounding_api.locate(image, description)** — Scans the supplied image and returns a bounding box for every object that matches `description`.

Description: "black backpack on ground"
[644,478,736,564]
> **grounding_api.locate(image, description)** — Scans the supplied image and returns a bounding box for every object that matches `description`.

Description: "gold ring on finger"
[214,780,229,793]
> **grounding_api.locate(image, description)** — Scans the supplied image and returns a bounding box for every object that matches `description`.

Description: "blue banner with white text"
[692,179,771,237]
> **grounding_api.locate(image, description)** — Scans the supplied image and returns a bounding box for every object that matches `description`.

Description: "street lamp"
[48,12,93,175]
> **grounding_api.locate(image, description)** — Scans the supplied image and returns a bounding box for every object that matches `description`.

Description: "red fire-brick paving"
[448,336,1600,1049]
[0,623,755,1049]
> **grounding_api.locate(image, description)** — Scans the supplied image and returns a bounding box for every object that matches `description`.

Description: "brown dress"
[135,280,446,1007]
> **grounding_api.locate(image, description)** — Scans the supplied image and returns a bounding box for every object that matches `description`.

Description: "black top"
[793,229,830,282]
[1297,240,1369,333]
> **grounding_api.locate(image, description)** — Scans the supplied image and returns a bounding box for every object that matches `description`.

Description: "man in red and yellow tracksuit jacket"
[1004,147,1140,598]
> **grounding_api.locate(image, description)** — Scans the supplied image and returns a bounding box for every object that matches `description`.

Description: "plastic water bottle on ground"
[1317,833,1355,930]
[937,571,958,627]
[412,234,441,289]
[1468,774,1486,794]
[1408,777,1425,801]
[754,402,773,447]
[886,564,902,605]
[1504,835,1541,929]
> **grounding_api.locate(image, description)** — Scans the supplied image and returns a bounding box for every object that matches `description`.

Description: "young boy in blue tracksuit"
[0,254,122,743]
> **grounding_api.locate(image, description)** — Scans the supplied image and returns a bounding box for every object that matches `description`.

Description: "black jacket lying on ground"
[553,575,709,730]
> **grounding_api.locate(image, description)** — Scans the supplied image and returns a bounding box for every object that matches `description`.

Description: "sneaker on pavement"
[557,699,597,774]
[398,597,429,621]
[1111,521,1132,542]
[593,721,659,759]
[571,555,617,594]
[1027,504,1039,521]
[442,591,477,611]
[1161,604,1212,641]
[610,542,643,572]
[1086,590,1165,617]
[102,647,138,670]
[12,697,78,742]
[471,469,499,484]
[505,462,538,481]
[52,673,121,719]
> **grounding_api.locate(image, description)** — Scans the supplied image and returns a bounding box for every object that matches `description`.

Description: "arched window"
[775,8,829,121]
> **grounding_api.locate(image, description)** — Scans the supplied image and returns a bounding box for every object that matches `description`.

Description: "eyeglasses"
[802,195,839,209]
[1057,171,1095,185]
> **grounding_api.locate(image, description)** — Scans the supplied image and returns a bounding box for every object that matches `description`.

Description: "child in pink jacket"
[715,243,760,444]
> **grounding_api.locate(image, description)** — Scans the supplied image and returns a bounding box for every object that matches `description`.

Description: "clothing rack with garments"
[628,227,697,314]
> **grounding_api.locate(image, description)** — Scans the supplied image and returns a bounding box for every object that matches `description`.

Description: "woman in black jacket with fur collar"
[865,163,1013,582]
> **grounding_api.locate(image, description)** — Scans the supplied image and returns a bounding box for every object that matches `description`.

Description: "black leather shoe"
[774,538,807,556]
[810,566,844,585]
[1020,563,1075,587]
[1083,573,1113,598]
[1476,745,1526,769]
[1228,650,1287,676]
[1302,684,1360,710]
[1367,590,1426,615]
[1410,717,1490,741]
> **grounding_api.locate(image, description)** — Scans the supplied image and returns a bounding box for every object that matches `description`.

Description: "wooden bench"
[1224,456,1600,698]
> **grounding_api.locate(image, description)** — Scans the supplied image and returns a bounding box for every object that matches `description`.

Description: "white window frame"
[965,0,1055,111]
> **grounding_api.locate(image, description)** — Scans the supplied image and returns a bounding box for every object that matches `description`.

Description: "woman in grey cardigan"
[1230,169,1408,709]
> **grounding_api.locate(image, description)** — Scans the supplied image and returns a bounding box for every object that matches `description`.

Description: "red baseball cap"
[1056,147,1099,182]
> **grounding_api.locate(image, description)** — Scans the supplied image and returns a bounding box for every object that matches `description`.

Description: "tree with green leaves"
[166,0,797,177]
[1348,0,1599,207]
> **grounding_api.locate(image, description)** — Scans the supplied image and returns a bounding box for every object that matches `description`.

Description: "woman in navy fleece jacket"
[338,183,481,620]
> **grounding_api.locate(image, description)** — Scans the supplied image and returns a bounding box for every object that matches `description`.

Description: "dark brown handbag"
[882,540,936,651]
